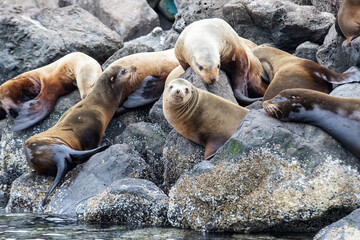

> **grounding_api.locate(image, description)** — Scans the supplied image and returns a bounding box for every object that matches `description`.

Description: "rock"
[317,25,360,73]
[43,144,154,216]
[222,0,273,45]
[0,5,123,82]
[0,90,81,207]
[115,122,167,185]
[76,0,160,41]
[158,0,178,21]
[161,130,203,193]
[102,43,154,70]
[314,208,360,240]
[287,0,312,5]
[0,0,58,8]
[167,110,360,232]
[124,27,175,52]
[172,0,229,33]
[149,95,173,134]
[245,0,335,50]
[293,41,320,62]
[310,0,342,15]
[76,178,169,226]
[5,172,49,213]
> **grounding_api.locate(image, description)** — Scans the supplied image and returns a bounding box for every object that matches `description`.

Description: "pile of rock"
[1,0,360,236]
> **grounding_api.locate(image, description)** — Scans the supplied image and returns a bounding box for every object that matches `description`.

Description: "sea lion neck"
[174,86,199,120]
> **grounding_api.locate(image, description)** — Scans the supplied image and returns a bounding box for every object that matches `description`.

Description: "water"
[0,208,314,239]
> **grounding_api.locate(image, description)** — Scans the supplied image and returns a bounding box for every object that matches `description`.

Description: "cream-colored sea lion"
[106,49,179,113]
[174,18,267,105]
[252,45,360,103]
[24,65,136,206]
[0,52,102,131]
[163,78,249,159]
[164,65,185,88]
[337,0,360,46]
[263,88,360,160]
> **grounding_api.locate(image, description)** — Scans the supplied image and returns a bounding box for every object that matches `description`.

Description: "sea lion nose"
[211,77,216,83]
[176,89,180,94]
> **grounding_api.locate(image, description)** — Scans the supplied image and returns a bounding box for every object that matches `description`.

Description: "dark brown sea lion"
[263,88,360,160]
[0,52,102,131]
[174,18,267,106]
[337,0,360,46]
[252,45,360,103]
[106,49,179,113]
[24,65,136,206]
[163,78,249,159]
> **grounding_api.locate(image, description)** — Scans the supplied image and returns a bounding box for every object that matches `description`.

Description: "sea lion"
[252,45,360,103]
[337,0,360,46]
[24,65,136,206]
[164,65,185,88]
[174,18,267,105]
[0,52,102,131]
[163,78,249,159]
[263,88,360,160]
[106,49,179,113]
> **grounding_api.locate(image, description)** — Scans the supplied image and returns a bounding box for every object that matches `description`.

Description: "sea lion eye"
[217,64,220,69]
[169,86,173,89]
[120,69,126,75]
[185,88,189,93]
[199,65,203,71]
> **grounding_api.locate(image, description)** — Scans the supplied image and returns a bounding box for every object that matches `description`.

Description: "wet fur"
[263,88,360,160]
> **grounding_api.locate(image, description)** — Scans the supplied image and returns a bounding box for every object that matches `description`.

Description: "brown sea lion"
[252,45,360,103]
[24,65,136,206]
[174,18,267,105]
[106,49,179,113]
[263,88,360,160]
[163,78,249,159]
[0,52,102,131]
[337,0,360,46]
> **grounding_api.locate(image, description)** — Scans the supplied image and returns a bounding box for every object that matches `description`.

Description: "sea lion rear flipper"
[69,145,110,163]
[41,156,68,207]
[11,98,54,131]
[234,89,263,106]
[122,75,164,108]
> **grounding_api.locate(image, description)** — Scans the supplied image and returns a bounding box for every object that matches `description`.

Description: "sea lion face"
[193,52,220,85]
[97,65,136,94]
[263,89,313,122]
[166,78,193,105]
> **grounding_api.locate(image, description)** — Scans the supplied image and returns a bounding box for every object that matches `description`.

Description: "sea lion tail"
[234,89,263,106]
[41,145,110,206]
[69,145,110,164]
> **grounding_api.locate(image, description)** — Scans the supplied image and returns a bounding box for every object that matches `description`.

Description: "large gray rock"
[115,122,167,185]
[314,208,360,240]
[5,144,154,215]
[317,25,360,73]
[76,0,160,41]
[310,0,342,15]
[293,41,320,62]
[44,144,154,216]
[0,5,123,82]
[245,0,335,50]
[167,109,360,232]
[76,178,169,226]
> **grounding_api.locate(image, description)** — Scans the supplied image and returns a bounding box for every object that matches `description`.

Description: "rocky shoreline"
[1,0,360,237]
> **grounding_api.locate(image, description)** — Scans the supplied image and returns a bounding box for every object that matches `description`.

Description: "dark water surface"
[0,208,314,239]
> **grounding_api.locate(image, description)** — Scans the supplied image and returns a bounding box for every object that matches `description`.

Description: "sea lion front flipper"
[41,155,68,206]
[233,88,263,106]
[11,98,54,131]
[122,75,164,108]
